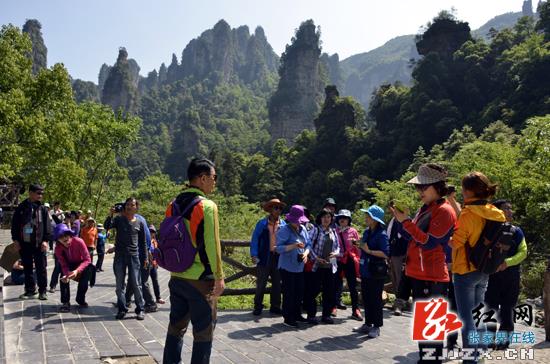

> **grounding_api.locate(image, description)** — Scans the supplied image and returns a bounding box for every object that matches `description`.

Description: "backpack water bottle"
[153,197,202,272]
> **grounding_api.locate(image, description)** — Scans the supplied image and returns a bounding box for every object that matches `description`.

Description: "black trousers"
[254,254,281,311]
[303,268,336,318]
[50,254,62,289]
[485,268,521,342]
[60,264,92,304]
[20,245,47,294]
[361,277,385,327]
[447,278,459,347]
[335,260,359,310]
[126,264,156,307]
[280,269,304,323]
[411,278,449,364]
[150,266,161,300]
[397,269,413,301]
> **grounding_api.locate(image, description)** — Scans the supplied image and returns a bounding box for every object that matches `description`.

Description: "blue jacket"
[250,217,286,266]
[359,226,390,278]
[136,214,151,252]
[276,224,312,273]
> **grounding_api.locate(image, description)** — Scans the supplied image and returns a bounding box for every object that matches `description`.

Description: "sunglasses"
[414,184,432,192]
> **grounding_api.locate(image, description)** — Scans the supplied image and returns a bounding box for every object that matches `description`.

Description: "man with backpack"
[162,158,225,364]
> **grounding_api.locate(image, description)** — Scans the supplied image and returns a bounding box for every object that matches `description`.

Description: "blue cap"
[360,205,386,226]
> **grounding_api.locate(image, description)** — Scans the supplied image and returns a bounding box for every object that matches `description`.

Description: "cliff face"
[268,20,326,144]
[101,48,139,114]
[22,19,47,74]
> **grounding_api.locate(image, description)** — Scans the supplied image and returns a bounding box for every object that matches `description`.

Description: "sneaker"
[393,306,402,316]
[76,300,89,308]
[48,287,55,293]
[368,326,380,338]
[351,308,363,321]
[156,298,166,304]
[283,320,298,328]
[38,292,48,300]
[144,305,158,313]
[252,308,262,316]
[59,303,70,313]
[116,311,126,320]
[269,307,283,315]
[353,324,372,334]
[321,316,334,324]
[19,291,39,300]
[136,312,145,320]
[330,307,337,317]
[296,315,308,323]
[336,303,347,310]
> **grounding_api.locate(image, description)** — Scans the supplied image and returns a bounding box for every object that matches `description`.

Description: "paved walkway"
[0,230,549,363]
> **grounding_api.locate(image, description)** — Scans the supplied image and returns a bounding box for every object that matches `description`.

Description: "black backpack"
[464,201,515,275]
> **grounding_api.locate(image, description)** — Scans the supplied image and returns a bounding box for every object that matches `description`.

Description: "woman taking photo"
[390,163,457,363]
[355,205,389,339]
[450,172,505,363]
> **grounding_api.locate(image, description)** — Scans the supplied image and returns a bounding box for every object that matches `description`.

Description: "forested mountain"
[340,1,538,110]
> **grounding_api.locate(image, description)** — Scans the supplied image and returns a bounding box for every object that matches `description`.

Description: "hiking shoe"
[59,303,70,313]
[116,311,126,320]
[269,307,283,315]
[393,306,402,316]
[336,303,347,310]
[330,308,337,317]
[19,291,39,300]
[252,308,262,316]
[144,305,158,313]
[283,320,298,328]
[321,316,334,324]
[48,287,55,293]
[156,298,166,304]
[38,292,48,300]
[136,312,145,320]
[368,326,380,338]
[351,308,363,321]
[353,324,372,334]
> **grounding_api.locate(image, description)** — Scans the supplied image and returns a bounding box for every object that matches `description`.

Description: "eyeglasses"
[414,184,432,192]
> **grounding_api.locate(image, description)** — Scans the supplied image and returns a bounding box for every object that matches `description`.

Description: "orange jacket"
[450,199,506,275]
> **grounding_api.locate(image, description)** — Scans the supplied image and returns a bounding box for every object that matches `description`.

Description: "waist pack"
[466,219,515,275]
[153,197,202,272]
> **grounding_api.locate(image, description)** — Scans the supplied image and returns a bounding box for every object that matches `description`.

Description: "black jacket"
[11,198,52,247]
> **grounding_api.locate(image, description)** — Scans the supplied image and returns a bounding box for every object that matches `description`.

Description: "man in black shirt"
[11,183,52,300]
[104,197,148,320]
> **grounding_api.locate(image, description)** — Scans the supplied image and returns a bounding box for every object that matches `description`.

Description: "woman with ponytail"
[450,172,506,364]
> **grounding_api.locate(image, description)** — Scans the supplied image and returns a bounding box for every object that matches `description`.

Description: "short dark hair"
[53,201,61,206]
[315,208,334,226]
[492,199,510,209]
[124,197,140,210]
[29,183,44,192]
[187,158,215,181]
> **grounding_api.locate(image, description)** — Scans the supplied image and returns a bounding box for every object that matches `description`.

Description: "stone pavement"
[0,231,549,363]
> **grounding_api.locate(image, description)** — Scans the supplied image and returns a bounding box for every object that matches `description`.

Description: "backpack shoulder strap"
[172,196,204,218]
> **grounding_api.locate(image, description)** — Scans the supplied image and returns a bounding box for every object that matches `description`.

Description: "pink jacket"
[54,236,91,276]
[336,226,361,275]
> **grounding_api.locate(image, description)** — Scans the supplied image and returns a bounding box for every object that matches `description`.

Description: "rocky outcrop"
[22,19,47,74]
[268,20,325,144]
[101,47,139,115]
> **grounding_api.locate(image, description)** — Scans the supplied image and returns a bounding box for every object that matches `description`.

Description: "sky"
[1,0,530,82]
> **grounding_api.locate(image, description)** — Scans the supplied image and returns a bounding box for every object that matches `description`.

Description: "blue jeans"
[453,271,489,364]
[163,278,216,364]
[114,254,144,313]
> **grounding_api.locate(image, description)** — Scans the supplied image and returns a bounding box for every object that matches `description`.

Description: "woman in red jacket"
[54,224,92,312]
[391,163,457,364]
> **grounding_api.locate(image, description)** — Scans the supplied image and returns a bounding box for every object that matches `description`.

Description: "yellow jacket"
[450,199,506,275]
